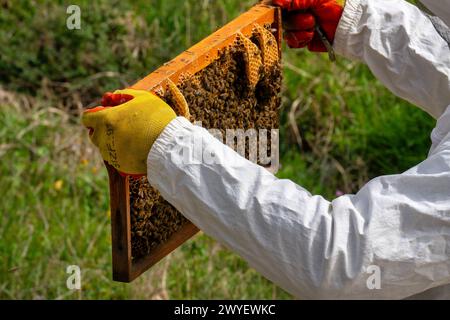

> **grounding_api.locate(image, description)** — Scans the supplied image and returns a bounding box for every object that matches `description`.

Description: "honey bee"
[127,40,281,261]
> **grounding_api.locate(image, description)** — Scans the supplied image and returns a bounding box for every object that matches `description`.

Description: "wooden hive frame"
[106,4,282,283]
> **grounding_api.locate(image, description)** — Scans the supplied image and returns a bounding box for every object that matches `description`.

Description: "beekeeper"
[82,0,450,299]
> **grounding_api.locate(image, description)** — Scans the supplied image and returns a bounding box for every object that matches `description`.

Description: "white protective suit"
[147,0,450,299]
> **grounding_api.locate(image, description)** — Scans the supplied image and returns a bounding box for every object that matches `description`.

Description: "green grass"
[0,0,436,299]
[0,101,290,299]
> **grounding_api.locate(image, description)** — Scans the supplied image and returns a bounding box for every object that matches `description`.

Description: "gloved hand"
[273,0,345,52]
[82,89,176,176]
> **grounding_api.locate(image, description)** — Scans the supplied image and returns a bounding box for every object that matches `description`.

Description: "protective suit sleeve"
[419,0,450,28]
[147,117,450,299]
[333,0,450,119]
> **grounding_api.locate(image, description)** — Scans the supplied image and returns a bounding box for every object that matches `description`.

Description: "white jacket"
[147,0,450,299]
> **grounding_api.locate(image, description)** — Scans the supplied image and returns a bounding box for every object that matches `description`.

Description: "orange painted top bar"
[130,4,281,93]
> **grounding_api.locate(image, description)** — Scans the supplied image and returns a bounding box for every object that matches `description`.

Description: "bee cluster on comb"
[128,24,282,261]
[129,177,188,260]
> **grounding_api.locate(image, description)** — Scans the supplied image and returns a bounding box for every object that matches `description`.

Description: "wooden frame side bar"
[106,163,132,281]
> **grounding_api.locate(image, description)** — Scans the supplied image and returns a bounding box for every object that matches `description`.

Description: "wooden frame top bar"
[131,4,281,93]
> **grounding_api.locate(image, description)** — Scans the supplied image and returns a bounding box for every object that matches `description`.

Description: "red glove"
[273,0,345,52]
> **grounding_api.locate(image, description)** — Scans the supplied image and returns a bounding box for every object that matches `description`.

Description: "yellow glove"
[82,89,176,176]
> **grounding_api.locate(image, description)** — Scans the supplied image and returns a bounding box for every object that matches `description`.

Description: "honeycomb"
[235,32,263,88]
[129,26,282,261]
[252,23,279,72]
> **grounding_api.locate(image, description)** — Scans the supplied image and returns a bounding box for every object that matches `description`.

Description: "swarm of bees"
[129,24,282,261]
[129,176,187,260]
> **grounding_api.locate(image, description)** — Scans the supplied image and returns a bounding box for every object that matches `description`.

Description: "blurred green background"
[0,0,435,299]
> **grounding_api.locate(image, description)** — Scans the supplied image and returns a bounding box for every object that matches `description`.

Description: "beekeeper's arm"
[333,0,450,120]
[148,0,450,299]
[418,0,450,28]
[82,0,450,299]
